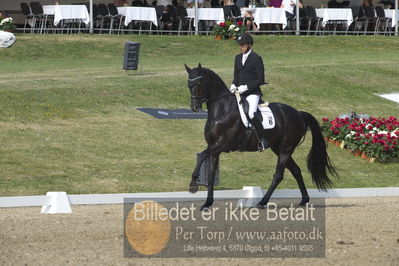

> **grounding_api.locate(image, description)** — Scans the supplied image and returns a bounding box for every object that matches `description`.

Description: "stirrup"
[258,139,270,151]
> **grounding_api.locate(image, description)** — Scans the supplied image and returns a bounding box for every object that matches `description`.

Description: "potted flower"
[0,17,16,32]
[212,22,228,40]
[228,21,246,39]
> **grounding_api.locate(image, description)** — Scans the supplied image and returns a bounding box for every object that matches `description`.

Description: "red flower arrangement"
[321,116,399,162]
[211,20,246,39]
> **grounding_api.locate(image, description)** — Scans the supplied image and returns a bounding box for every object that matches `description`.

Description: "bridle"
[188,75,207,103]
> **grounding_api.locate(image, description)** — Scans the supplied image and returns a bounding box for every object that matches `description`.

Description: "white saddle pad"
[235,93,275,129]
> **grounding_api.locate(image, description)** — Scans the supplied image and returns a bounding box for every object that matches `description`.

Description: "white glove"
[229,84,237,93]
[237,85,248,94]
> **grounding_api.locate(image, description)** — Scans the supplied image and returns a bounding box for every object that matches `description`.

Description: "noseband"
[188,75,207,103]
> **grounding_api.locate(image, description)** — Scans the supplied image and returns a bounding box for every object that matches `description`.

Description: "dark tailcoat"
[232,51,266,98]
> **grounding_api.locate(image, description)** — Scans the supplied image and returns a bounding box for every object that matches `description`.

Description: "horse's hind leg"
[286,157,310,206]
[189,149,208,194]
[257,151,291,208]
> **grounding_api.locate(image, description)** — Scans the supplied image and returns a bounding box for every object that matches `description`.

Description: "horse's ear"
[198,63,202,71]
[184,64,191,74]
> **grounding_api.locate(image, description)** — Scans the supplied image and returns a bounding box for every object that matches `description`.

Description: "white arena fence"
[1,187,399,213]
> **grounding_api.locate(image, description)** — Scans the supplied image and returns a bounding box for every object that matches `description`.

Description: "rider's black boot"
[250,118,270,151]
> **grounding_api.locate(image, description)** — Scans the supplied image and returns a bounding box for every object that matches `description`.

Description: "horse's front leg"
[189,149,208,193]
[200,153,220,211]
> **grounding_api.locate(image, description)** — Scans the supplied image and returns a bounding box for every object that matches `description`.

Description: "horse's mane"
[201,67,228,90]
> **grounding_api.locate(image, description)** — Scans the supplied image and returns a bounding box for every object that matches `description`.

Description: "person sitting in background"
[327,0,339,7]
[236,0,248,7]
[281,0,296,18]
[268,0,283,8]
[283,0,303,17]
[132,0,143,6]
[114,0,128,6]
[211,0,221,7]
[224,0,234,5]
[187,0,204,8]
[362,0,373,6]
[379,0,394,9]
[157,0,172,5]
[243,10,258,31]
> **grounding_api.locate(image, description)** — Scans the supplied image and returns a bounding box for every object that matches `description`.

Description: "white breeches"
[246,94,260,119]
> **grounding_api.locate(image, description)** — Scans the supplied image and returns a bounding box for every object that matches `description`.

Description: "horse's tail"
[301,111,338,190]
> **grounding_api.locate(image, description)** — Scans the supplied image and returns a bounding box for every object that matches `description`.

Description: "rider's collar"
[242,48,252,56]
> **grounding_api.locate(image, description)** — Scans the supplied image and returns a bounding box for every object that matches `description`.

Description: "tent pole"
[395,0,398,36]
[195,0,199,35]
[296,0,299,35]
[90,0,93,34]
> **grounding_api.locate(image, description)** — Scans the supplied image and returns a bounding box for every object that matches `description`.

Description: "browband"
[188,76,203,82]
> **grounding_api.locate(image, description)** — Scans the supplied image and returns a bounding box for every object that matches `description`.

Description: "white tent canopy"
[0,0,397,35]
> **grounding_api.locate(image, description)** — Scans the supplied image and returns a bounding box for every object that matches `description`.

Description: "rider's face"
[239,43,251,54]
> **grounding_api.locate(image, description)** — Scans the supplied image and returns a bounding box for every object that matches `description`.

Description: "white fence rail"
[1,187,399,208]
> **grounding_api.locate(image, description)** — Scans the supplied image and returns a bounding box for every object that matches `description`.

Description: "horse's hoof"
[256,203,266,209]
[189,184,199,194]
[200,205,210,212]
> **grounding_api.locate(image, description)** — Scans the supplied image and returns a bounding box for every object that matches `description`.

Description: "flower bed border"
[324,137,377,163]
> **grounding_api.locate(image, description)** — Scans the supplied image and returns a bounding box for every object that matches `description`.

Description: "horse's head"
[185,63,207,112]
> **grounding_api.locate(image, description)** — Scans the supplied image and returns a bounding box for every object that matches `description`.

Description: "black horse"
[185,63,337,211]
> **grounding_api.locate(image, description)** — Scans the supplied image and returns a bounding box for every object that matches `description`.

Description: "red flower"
[364,142,369,145]
[334,130,340,135]
[237,21,243,26]
[387,125,393,131]
[330,126,335,131]
[322,117,329,122]
[219,22,226,27]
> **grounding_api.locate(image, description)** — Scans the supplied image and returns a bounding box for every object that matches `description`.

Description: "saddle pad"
[235,93,275,129]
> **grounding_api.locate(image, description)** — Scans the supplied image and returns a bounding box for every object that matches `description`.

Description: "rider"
[230,32,269,151]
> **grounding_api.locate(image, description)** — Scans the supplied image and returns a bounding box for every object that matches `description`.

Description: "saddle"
[235,92,275,129]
